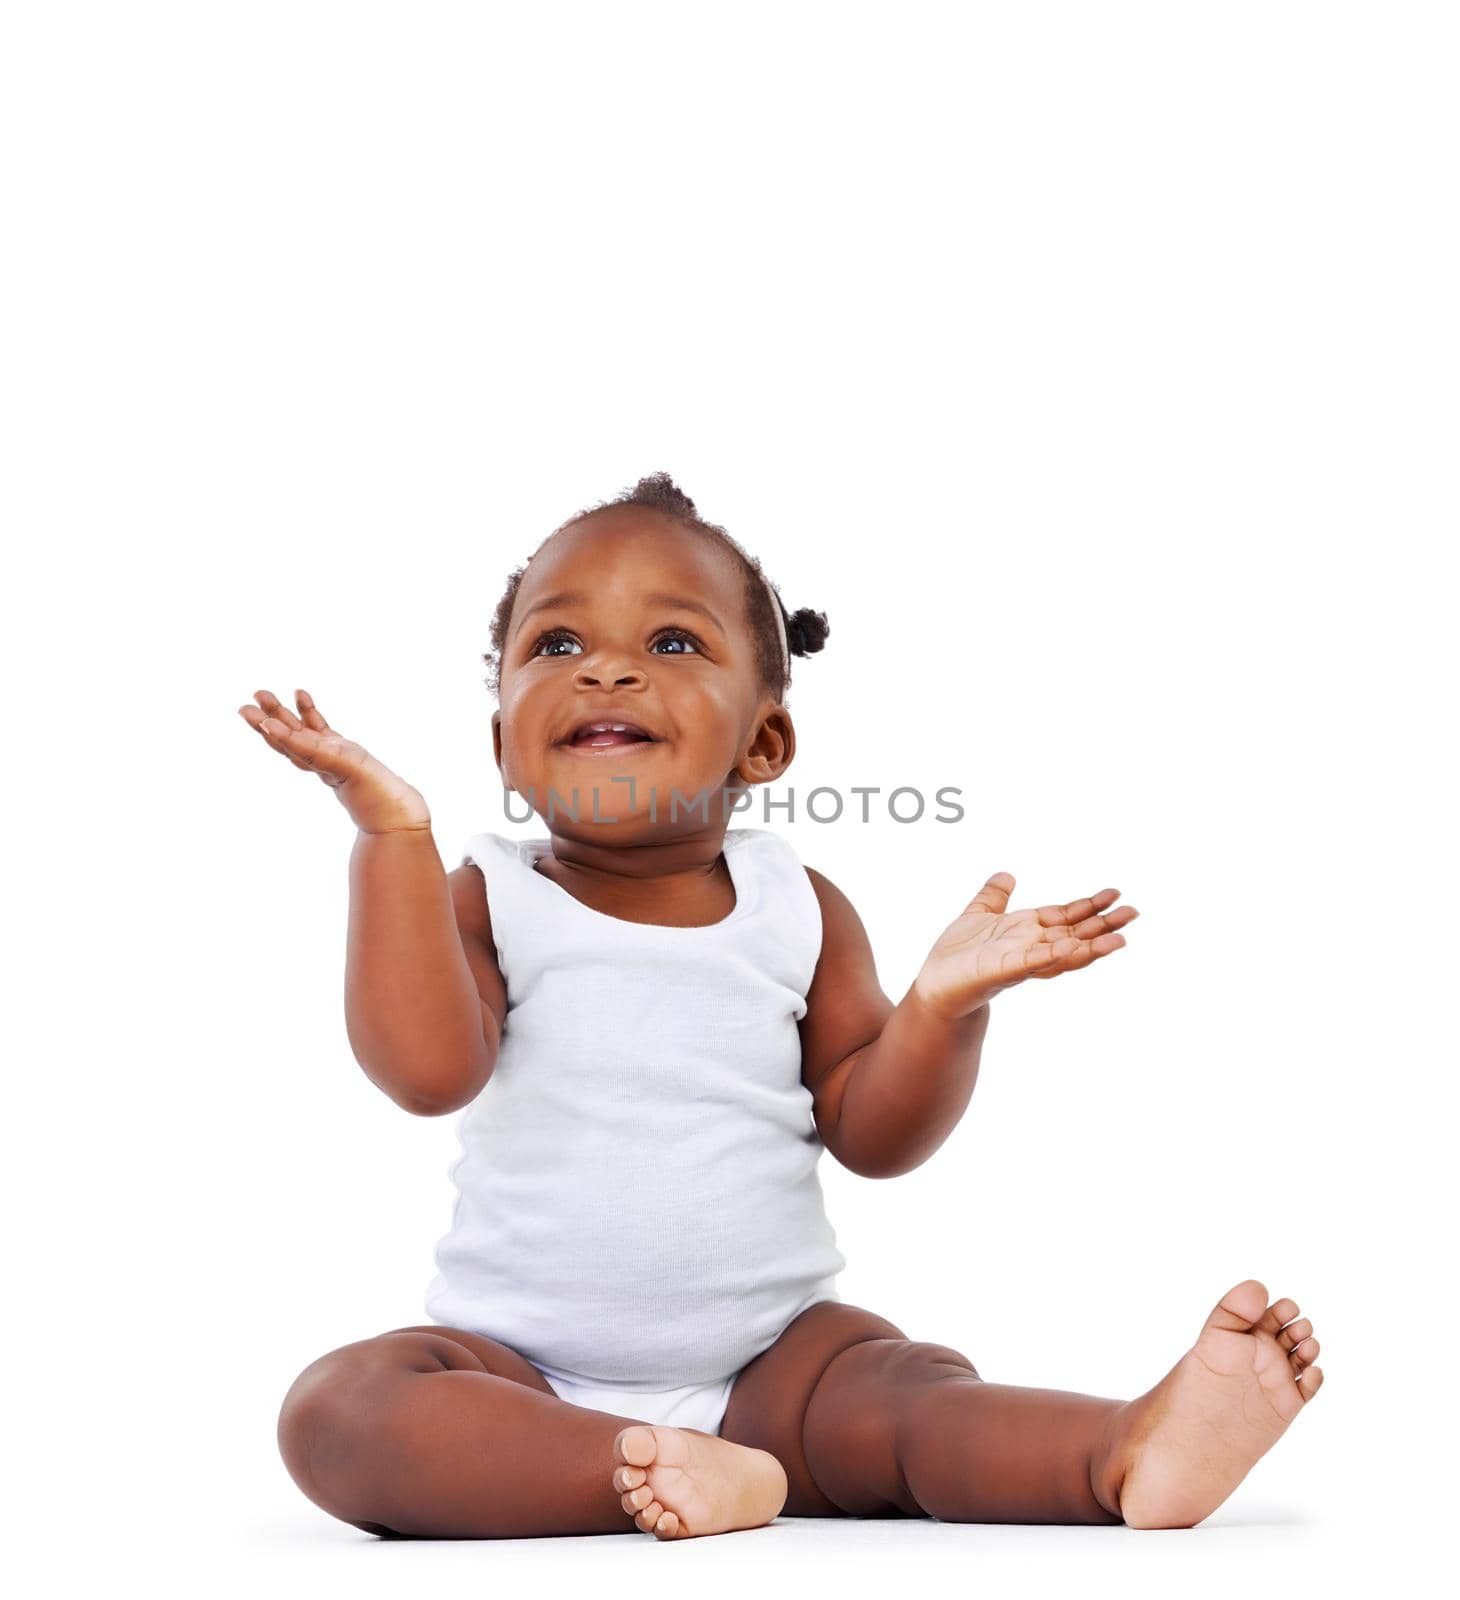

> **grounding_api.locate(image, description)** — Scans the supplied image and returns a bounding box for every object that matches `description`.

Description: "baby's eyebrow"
[641,592,725,632]
[515,590,589,630]
[515,589,725,633]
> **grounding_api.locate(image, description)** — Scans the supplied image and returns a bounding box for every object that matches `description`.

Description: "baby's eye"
[533,630,582,657]
[651,629,702,655]
[531,627,702,659]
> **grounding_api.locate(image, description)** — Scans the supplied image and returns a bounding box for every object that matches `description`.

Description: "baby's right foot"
[1096,1279,1325,1529]
[611,1424,788,1539]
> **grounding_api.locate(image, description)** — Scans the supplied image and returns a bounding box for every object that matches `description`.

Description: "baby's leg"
[278,1322,780,1538]
[722,1281,1323,1528]
[726,1300,1119,1522]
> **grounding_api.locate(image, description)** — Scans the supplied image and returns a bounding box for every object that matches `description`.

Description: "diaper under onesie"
[425,825,847,1435]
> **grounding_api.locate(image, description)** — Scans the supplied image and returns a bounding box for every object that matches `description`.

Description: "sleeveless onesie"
[424,826,846,1433]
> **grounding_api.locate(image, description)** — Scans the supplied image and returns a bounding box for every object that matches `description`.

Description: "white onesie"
[424,826,846,1434]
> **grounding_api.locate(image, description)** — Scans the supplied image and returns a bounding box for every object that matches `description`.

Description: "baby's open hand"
[912,873,1138,1022]
[238,688,432,835]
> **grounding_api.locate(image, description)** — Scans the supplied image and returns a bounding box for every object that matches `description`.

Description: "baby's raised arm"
[800,866,1137,1178]
[238,688,503,1116]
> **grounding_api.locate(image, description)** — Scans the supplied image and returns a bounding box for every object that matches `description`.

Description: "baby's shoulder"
[447,859,507,1022]
[794,862,894,1103]
[801,862,864,931]
[798,863,882,989]
[448,856,495,932]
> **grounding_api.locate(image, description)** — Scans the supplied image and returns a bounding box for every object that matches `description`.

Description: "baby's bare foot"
[1096,1279,1325,1529]
[611,1424,788,1539]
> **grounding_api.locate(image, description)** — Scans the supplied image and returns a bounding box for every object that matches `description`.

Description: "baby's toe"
[623,1484,654,1514]
[635,1499,665,1532]
[613,1464,647,1492]
[1279,1316,1313,1352]
[1209,1279,1269,1332]
[1297,1364,1325,1401]
[654,1509,680,1539]
[1289,1335,1320,1370]
[1257,1296,1300,1336]
[615,1425,658,1467]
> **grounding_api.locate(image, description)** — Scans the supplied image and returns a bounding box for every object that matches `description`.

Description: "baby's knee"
[276,1332,439,1526]
[815,1335,979,1408]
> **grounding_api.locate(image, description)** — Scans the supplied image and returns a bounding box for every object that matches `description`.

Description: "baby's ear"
[491,711,505,772]
[738,706,795,785]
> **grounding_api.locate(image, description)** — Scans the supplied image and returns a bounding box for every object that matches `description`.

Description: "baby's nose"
[573,660,647,689]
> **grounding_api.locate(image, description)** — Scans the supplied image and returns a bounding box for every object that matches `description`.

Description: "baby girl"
[245,472,1323,1540]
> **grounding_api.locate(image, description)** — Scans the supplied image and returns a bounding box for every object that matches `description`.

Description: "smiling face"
[492,506,795,844]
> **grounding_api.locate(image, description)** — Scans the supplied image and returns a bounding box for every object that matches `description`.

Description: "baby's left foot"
[611,1424,788,1539]
[1095,1279,1325,1529]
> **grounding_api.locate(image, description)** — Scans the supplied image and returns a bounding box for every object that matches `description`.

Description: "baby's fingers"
[246,711,329,775]
[293,687,334,733]
[1037,888,1120,929]
[240,704,366,784]
[249,688,305,733]
[239,696,303,758]
[1065,903,1139,941]
[1026,929,1128,979]
[281,724,370,784]
[241,689,336,761]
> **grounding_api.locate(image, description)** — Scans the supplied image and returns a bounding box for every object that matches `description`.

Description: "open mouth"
[561,720,660,750]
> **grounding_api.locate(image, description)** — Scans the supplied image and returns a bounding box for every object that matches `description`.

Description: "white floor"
[93,1496,1427,1600]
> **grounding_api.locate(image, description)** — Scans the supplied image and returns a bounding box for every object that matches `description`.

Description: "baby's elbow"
[401,1068,493,1118]
[376,1049,495,1117]
[845,1151,919,1180]
[825,1127,920,1181]
[397,1089,465,1117]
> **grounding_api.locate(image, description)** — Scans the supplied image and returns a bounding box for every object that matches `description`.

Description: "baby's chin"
[518,778,743,836]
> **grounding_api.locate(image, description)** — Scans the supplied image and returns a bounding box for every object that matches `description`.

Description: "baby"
[246,472,1323,1540]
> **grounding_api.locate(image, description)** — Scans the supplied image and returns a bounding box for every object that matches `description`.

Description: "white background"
[5,3,1455,1596]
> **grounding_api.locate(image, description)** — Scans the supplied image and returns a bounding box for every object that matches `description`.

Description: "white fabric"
[424,826,845,1391]
[531,1361,737,1436]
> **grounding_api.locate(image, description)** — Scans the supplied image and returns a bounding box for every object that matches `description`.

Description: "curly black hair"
[482,472,829,699]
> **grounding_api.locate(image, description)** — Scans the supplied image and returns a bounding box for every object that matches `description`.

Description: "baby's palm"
[238,688,430,835]
[914,873,1138,1021]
